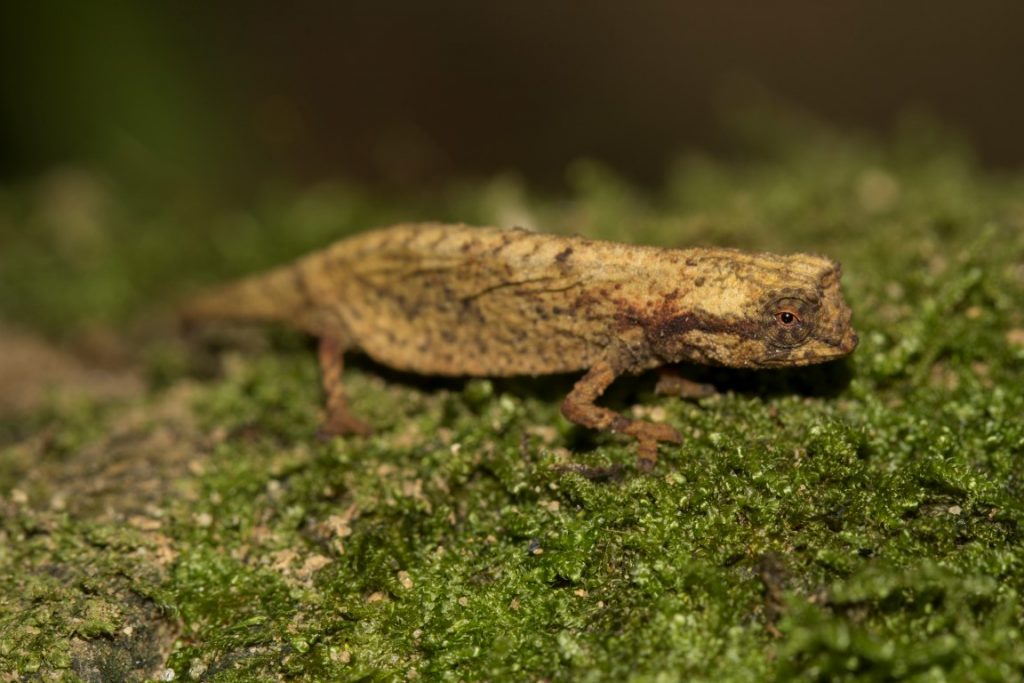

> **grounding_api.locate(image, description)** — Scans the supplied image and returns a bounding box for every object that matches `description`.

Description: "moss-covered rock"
[3,111,1024,680]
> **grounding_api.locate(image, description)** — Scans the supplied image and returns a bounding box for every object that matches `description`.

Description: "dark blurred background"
[1,1,1023,193]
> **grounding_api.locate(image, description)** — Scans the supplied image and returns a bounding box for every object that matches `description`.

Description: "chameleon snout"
[841,330,859,353]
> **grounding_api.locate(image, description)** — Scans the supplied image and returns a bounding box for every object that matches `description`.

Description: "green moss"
[4,109,1024,680]
[0,509,171,678]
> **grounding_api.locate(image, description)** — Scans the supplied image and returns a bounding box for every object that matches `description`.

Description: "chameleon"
[184,223,858,468]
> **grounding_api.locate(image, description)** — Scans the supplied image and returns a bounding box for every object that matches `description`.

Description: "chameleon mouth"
[814,330,859,361]
[833,330,859,355]
[761,330,859,367]
[810,330,859,363]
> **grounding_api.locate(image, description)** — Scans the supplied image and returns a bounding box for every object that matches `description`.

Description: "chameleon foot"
[562,361,682,471]
[551,463,624,481]
[316,413,374,440]
[631,422,682,471]
[317,335,373,439]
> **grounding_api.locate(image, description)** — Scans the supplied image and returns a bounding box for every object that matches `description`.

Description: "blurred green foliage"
[3,110,1024,680]
[0,2,229,183]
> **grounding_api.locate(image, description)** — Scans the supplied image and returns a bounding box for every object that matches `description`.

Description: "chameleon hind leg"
[317,336,373,438]
[561,360,681,471]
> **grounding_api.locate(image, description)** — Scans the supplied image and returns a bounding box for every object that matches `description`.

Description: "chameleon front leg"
[317,336,373,438]
[654,366,716,399]
[561,360,681,470]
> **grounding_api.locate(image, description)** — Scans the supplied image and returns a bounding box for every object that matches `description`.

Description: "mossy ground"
[2,110,1024,681]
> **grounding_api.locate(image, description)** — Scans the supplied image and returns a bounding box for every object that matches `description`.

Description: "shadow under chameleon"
[187,324,854,459]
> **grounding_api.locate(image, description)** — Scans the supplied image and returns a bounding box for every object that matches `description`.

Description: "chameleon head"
[754,263,859,367]
[647,252,858,368]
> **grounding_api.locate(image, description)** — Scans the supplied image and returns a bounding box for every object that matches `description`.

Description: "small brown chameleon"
[184,223,857,468]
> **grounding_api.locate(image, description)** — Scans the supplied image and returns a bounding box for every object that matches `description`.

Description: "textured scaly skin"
[184,223,858,467]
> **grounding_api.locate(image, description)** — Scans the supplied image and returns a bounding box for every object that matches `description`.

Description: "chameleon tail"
[181,264,310,328]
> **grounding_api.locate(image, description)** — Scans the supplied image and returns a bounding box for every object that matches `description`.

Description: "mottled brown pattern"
[184,223,858,467]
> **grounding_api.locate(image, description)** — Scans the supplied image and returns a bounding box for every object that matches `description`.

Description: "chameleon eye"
[776,310,799,326]
[764,295,817,347]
